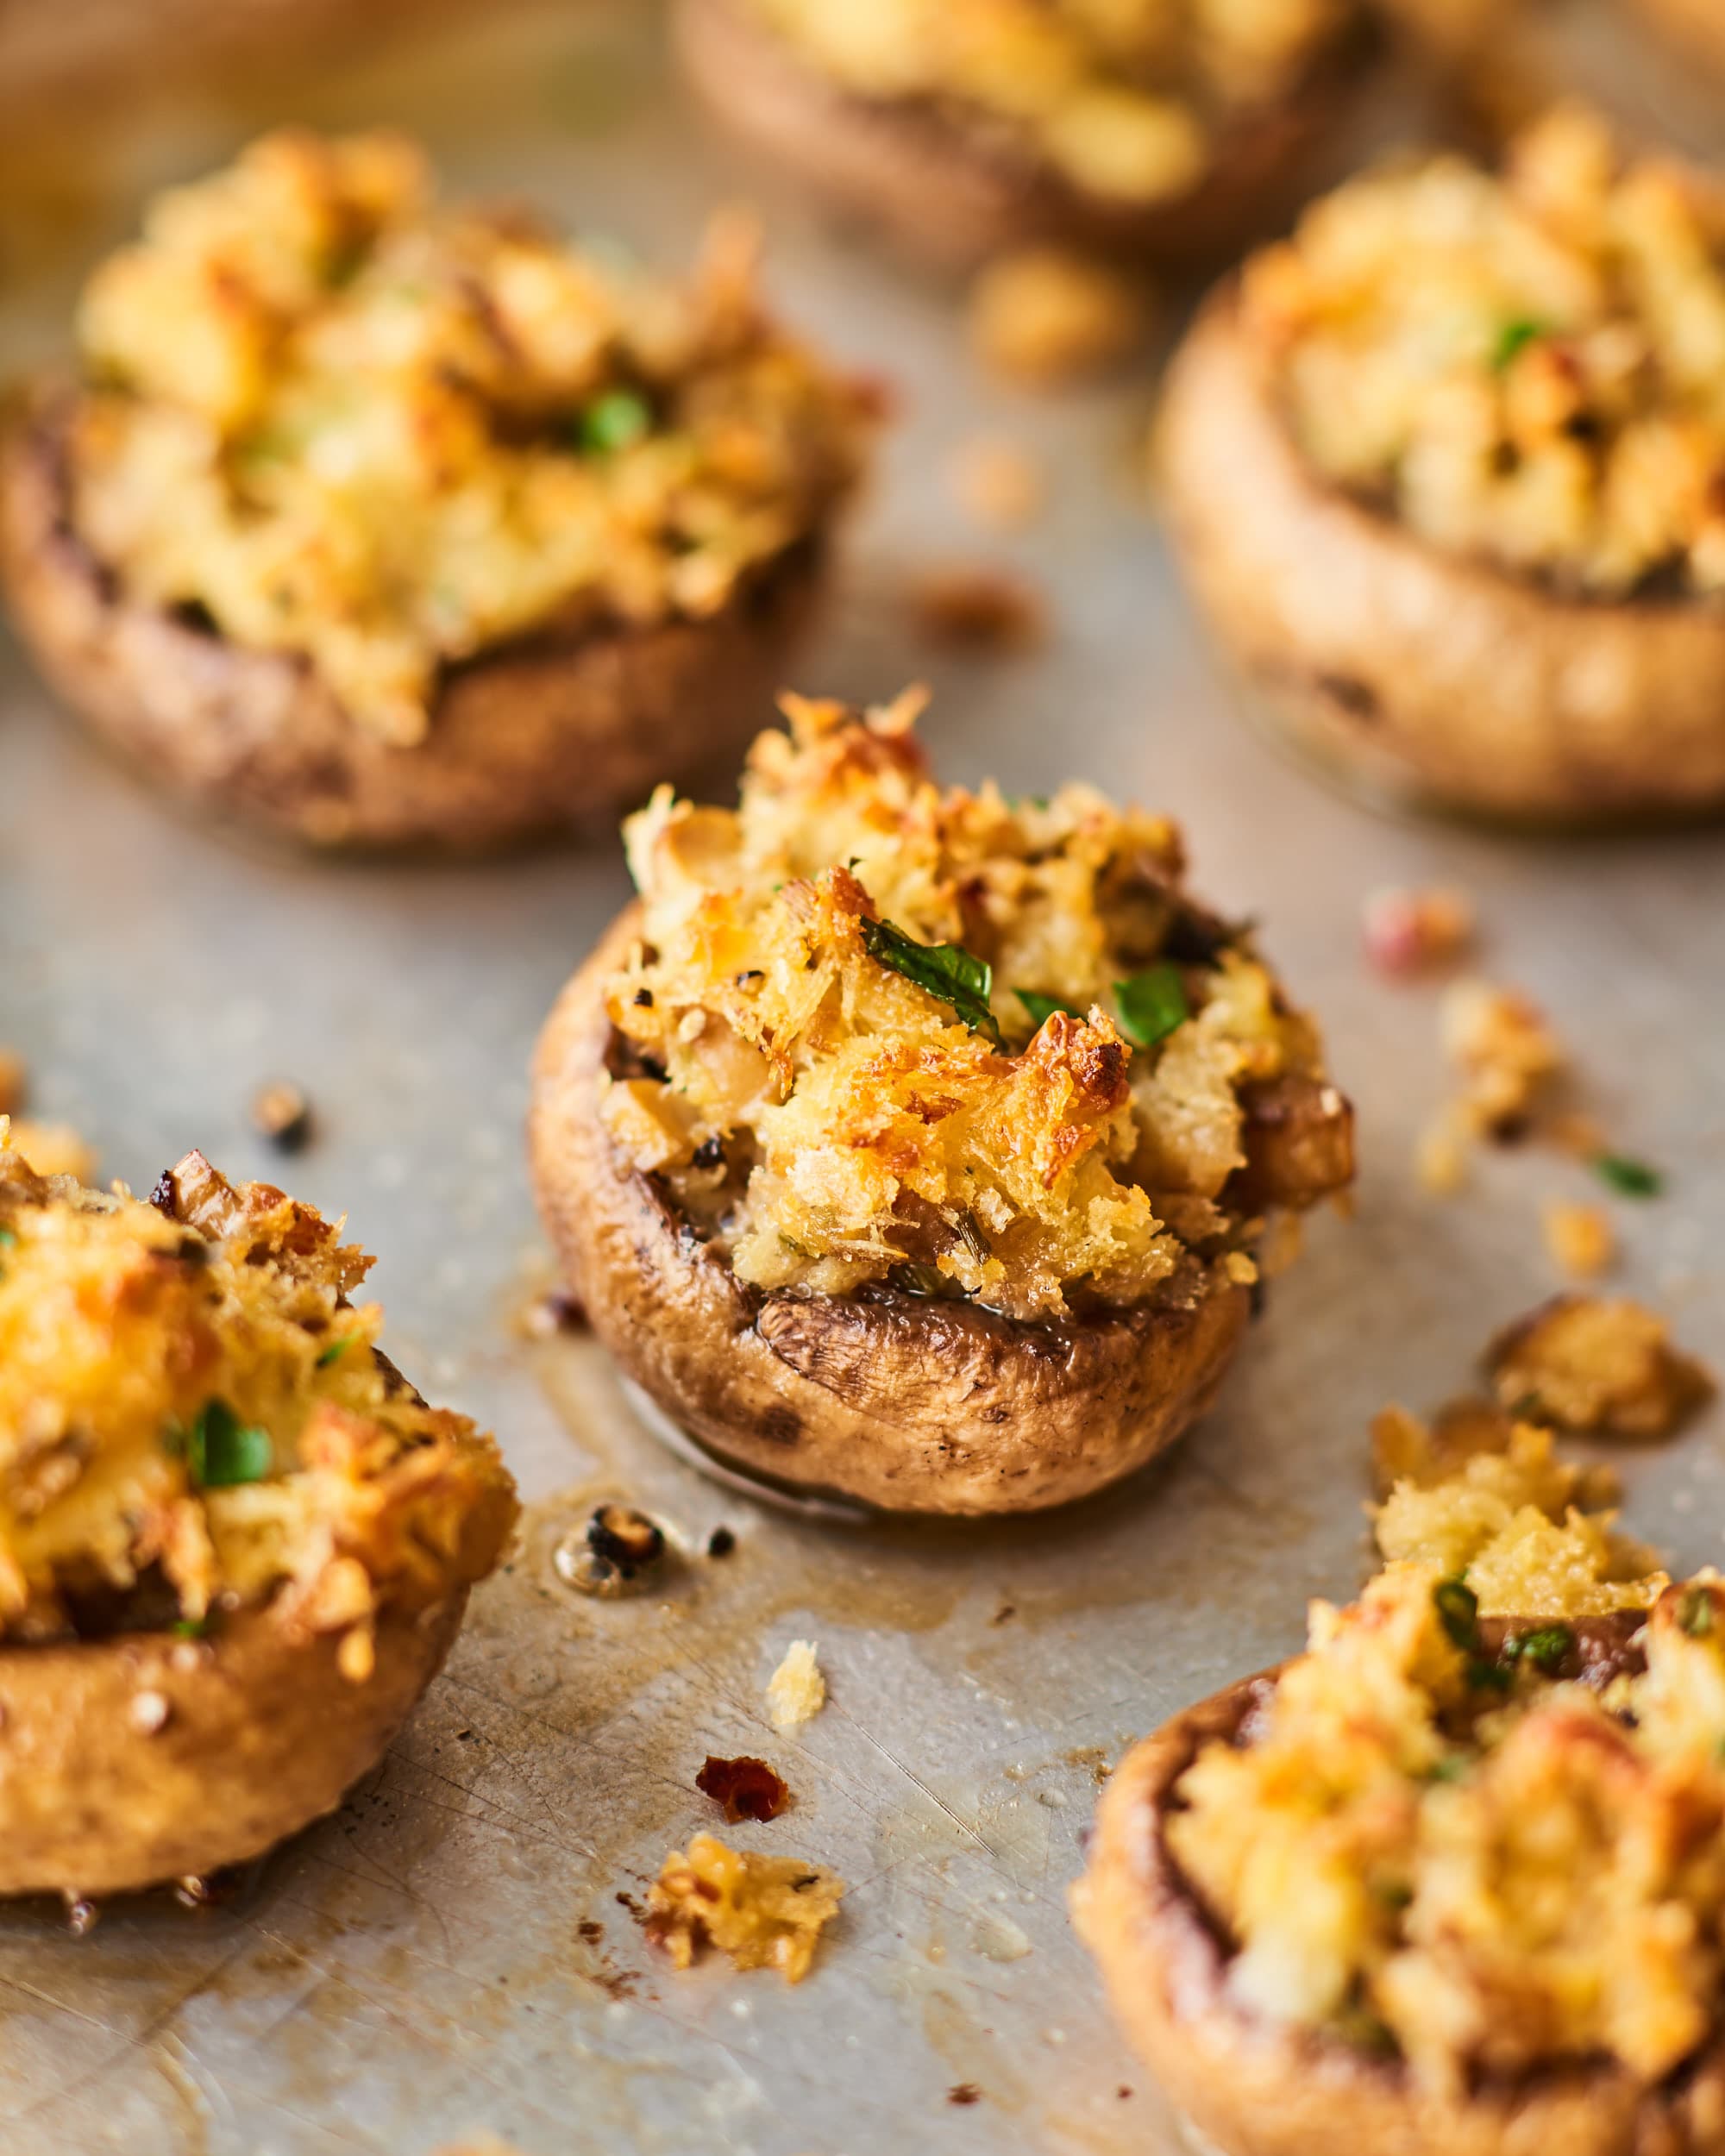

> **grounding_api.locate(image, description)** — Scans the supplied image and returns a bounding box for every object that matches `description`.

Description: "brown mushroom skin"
[0,1594,467,1900]
[672,0,1368,273]
[529,908,1257,1516]
[1072,1624,1725,2156]
[0,394,825,852]
[1158,291,1725,822]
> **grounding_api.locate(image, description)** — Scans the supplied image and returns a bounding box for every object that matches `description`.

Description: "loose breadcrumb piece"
[645,1832,844,1982]
[1486,1295,1714,1440]
[0,1052,24,1117]
[1362,886,1474,977]
[1543,1200,1615,1281]
[910,563,1046,652]
[946,437,1044,530]
[1441,978,1566,1138]
[767,1639,825,1728]
[968,248,1146,388]
[0,1116,95,1182]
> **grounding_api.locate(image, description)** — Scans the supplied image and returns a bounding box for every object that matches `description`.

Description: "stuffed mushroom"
[671,0,1372,271]
[0,1131,517,1899]
[1074,1556,1725,2156]
[1160,107,1725,820]
[529,689,1353,1516]
[0,130,875,849]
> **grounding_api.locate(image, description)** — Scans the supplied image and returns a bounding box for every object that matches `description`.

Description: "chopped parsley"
[179,1399,273,1489]
[1503,1623,1574,1675]
[1591,1152,1663,1199]
[1491,317,1546,371]
[317,1336,354,1369]
[575,388,652,454]
[1433,1576,1480,1650]
[1113,962,1189,1050]
[1679,1586,1716,1639]
[172,1616,210,1639]
[861,918,1001,1044]
[1015,988,1082,1031]
[0,1226,16,1247]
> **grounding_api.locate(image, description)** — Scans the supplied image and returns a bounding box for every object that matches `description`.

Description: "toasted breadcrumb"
[1543,1199,1615,1281]
[0,1053,24,1117]
[1362,886,1474,977]
[768,1638,826,1728]
[1441,978,1565,1138]
[646,1832,844,1982]
[0,1116,95,1183]
[910,562,1047,652]
[1486,1295,1713,1439]
[969,248,1146,388]
[946,437,1044,530]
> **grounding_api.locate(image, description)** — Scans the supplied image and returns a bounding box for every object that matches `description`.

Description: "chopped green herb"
[1592,1152,1663,1199]
[183,1399,273,1489]
[0,1226,15,1248]
[861,918,1001,1044]
[1679,1586,1716,1639]
[1491,317,1546,371]
[1503,1623,1574,1675]
[172,1616,210,1639]
[317,1336,354,1369]
[575,388,652,454]
[1016,989,1082,1031]
[1467,1656,1514,1695]
[1433,1576,1480,1650]
[1427,1754,1471,1783]
[1113,963,1189,1050]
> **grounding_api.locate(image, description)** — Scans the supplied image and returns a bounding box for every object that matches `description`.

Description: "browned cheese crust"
[1072,1627,1725,2156]
[0,1592,467,1899]
[529,909,1253,1516]
[0,396,824,851]
[1158,291,1725,821]
[672,0,1365,272]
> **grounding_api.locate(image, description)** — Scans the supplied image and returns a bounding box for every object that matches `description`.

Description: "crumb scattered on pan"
[1485,1295,1713,1440]
[644,1832,844,1982]
[0,1117,95,1182]
[948,2084,982,2106]
[1442,979,1565,1140]
[1591,1152,1663,1200]
[696,1753,790,1823]
[706,1525,736,1557]
[552,1503,666,1598]
[767,1639,825,1727]
[250,1079,313,1153]
[518,1288,587,1338]
[969,247,1147,388]
[1361,886,1473,978]
[910,563,1046,652]
[1543,1200,1615,1281]
[946,436,1044,530]
[0,1052,24,1117]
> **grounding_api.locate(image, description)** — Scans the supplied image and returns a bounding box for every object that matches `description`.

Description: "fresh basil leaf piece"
[1114,962,1189,1049]
[862,918,1001,1044]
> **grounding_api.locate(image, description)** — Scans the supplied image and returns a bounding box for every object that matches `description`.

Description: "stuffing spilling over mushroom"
[599,691,1352,1324]
[645,1832,844,1982]
[65,130,872,744]
[1485,1294,1714,1440]
[742,0,1355,206]
[1167,1565,1725,2096]
[1245,106,1725,600]
[0,1137,517,1665]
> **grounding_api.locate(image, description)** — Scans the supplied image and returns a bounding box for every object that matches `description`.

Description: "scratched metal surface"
[2,7,1724,2153]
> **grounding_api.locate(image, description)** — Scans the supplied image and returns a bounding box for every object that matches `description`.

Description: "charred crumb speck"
[147,1171,178,1219]
[578,1918,605,1944]
[948,2084,982,2106]
[990,1602,1017,1626]
[251,1081,314,1153]
[633,987,654,1006]
[692,1135,725,1170]
[706,1525,736,1557]
[696,1754,791,1822]
[586,1503,664,1576]
[522,1288,587,1338]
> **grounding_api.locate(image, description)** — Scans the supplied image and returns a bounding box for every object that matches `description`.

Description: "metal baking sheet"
[2,7,1722,2152]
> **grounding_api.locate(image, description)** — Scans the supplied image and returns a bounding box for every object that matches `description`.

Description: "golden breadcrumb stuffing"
[1486,1294,1714,1438]
[1371,1405,1665,1616]
[0,1053,23,1117]
[1543,1197,1615,1280]
[67,131,871,745]
[1247,106,1725,599]
[969,248,1147,388]
[0,1139,517,1655]
[646,1832,844,1982]
[767,1638,826,1727]
[600,691,1349,1321]
[751,0,1353,206]
[1170,1565,1725,2094]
